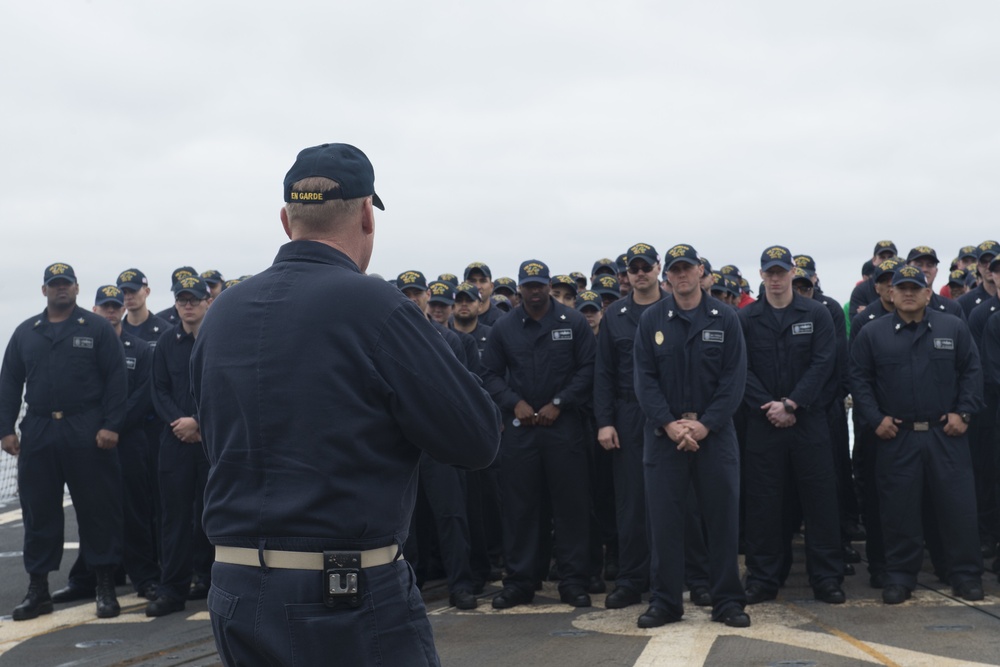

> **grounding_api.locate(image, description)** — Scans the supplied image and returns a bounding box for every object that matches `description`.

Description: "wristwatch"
[960,412,971,424]
[782,398,795,414]
[552,397,562,407]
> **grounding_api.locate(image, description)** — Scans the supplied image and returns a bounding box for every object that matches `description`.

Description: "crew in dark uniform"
[631,244,751,629]
[53,286,161,605]
[948,269,971,299]
[739,246,845,605]
[493,277,519,308]
[0,263,127,620]
[593,274,622,311]
[427,280,455,325]
[451,282,492,357]
[907,246,965,319]
[979,307,1000,575]
[957,241,999,315]
[117,267,169,560]
[154,266,197,325]
[850,265,984,604]
[200,270,225,298]
[147,275,214,617]
[465,262,504,326]
[594,243,667,610]
[571,271,589,292]
[191,143,500,666]
[850,240,898,316]
[482,259,597,609]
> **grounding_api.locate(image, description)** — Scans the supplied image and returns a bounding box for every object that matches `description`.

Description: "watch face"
[553,398,561,406]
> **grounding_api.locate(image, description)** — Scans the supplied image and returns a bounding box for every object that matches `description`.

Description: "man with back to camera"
[190,143,501,666]
[0,263,127,620]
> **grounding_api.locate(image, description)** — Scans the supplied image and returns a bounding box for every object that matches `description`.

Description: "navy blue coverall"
[0,306,126,575]
[633,292,748,620]
[850,310,983,590]
[190,241,501,667]
[739,293,844,592]
[481,297,596,597]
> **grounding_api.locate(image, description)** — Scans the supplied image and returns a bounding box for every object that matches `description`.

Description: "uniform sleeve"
[847,326,884,429]
[151,335,185,424]
[593,322,617,428]
[788,306,836,409]
[849,280,870,317]
[124,343,152,432]
[98,323,128,433]
[633,311,674,428]
[699,311,747,433]
[739,310,772,409]
[829,302,849,397]
[554,316,596,409]
[480,325,524,412]
[373,305,501,470]
[0,331,26,439]
[982,313,1000,392]
[955,320,984,415]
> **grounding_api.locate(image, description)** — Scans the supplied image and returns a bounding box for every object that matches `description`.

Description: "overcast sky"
[2,1,999,345]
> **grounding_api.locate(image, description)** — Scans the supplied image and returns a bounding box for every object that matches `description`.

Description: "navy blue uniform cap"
[492,277,517,295]
[663,244,700,271]
[593,274,621,298]
[172,275,210,299]
[875,257,903,282]
[95,284,125,306]
[518,260,550,285]
[283,143,384,210]
[891,265,928,288]
[959,245,979,260]
[463,262,492,280]
[397,270,428,292]
[456,282,482,301]
[591,258,616,277]
[437,273,459,287]
[200,269,223,285]
[794,255,816,273]
[44,262,76,285]
[575,290,601,311]
[978,240,1000,261]
[948,269,969,286]
[625,242,659,267]
[428,280,456,305]
[172,266,197,286]
[117,268,148,290]
[760,245,794,271]
[491,294,512,312]
[906,246,938,264]
[873,240,897,256]
[550,274,578,293]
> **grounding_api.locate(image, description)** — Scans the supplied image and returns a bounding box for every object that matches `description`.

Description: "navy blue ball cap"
[616,254,628,273]
[575,290,602,311]
[116,268,148,291]
[94,284,124,306]
[978,240,1000,261]
[625,242,659,267]
[906,246,938,263]
[959,245,979,260]
[455,282,482,301]
[793,255,816,273]
[44,262,76,285]
[463,262,492,281]
[550,274,578,293]
[873,240,897,256]
[593,274,621,298]
[948,268,969,286]
[989,256,1000,272]
[760,245,794,272]
[491,294,512,312]
[792,267,814,284]
[663,244,700,271]
[172,275,210,299]
[719,264,742,279]
[518,260,551,285]
[437,273,459,287]
[492,277,517,295]
[875,257,903,281]
[699,257,712,274]
[428,280,456,305]
[396,270,428,291]
[172,266,197,286]
[591,258,616,277]
[892,265,928,288]
[284,143,384,210]
[200,269,223,285]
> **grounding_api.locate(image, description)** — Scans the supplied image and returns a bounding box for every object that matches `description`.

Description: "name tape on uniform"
[552,329,573,341]
[791,323,813,336]
[73,336,94,349]
[702,330,724,343]
[933,338,954,350]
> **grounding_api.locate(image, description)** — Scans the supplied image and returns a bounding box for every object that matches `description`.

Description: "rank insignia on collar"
[667,310,674,318]
[77,318,85,324]
[868,314,875,320]
[620,307,627,313]
[895,323,901,330]
[153,327,160,332]
[34,320,41,327]
[711,309,718,315]
[560,314,566,320]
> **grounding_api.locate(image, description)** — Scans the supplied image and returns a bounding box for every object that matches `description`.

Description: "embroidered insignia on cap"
[795,257,811,268]
[765,247,787,259]
[178,276,200,289]
[630,243,652,255]
[47,263,70,275]
[522,263,544,276]
[101,285,121,297]
[119,270,137,283]
[398,271,422,285]
[877,240,894,248]
[667,245,690,258]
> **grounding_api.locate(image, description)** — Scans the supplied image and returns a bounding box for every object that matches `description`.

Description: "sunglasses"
[627,264,654,275]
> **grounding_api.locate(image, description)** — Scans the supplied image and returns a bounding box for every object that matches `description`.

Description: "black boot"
[95,567,121,619]
[13,573,53,621]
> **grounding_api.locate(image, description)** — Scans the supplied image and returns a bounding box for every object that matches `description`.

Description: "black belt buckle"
[324,551,361,608]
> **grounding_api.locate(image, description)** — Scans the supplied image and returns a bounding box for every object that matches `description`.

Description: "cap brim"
[664,257,700,271]
[628,254,658,267]
[95,298,124,306]
[892,277,927,288]
[372,192,385,211]
[519,277,549,285]
[428,297,454,305]
[760,260,793,272]
[117,281,144,291]
[45,276,76,284]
